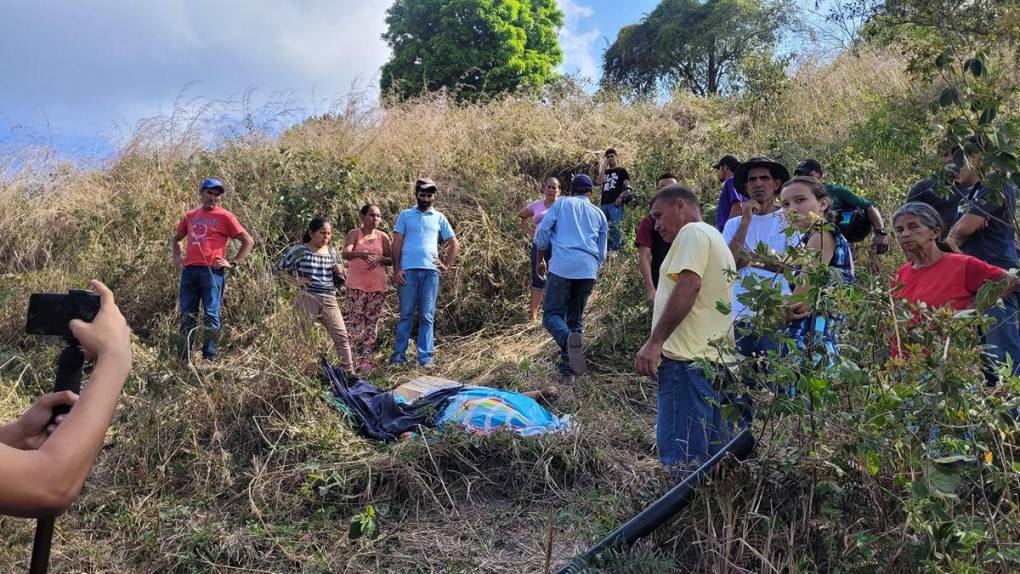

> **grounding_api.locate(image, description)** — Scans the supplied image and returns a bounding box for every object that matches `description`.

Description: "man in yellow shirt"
[635,184,741,466]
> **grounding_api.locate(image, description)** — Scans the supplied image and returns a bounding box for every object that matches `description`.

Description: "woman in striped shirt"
[276,217,354,371]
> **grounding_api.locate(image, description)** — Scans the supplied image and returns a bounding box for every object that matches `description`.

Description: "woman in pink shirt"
[343,204,392,373]
[516,177,560,321]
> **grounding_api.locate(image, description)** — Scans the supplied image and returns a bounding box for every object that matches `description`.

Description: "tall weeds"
[4,49,1015,573]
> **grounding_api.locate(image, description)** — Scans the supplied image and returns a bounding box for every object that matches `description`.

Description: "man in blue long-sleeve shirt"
[534,174,609,378]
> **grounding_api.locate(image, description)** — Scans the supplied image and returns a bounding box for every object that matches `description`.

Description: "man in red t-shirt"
[171,178,254,361]
[636,174,677,306]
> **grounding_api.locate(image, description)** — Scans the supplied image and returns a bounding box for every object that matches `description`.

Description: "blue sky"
[0,0,834,161]
[558,0,660,80]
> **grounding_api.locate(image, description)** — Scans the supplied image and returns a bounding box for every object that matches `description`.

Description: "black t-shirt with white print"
[600,167,630,206]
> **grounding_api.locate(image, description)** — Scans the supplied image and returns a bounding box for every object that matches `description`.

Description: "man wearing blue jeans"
[946,141,1020,376]
[172,178,254,361]
[390,178,460,367]
[596,148,630,252]
[535,174,608,379]
[636,184,741,466]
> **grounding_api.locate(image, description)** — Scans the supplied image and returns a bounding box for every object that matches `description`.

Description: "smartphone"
[25,290,101,338]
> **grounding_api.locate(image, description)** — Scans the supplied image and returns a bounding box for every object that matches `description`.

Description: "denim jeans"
[735,319,779,359]
[656,358,738,466]
[178,265,225,359]
[542,272,595,375]
[391,268,440,365]
[984,293,1020,376]
[600,203,623,251]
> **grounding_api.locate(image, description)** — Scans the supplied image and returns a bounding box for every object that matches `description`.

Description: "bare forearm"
[24,352,130,514]
[391,236,404,270]
[728,221,751,270]
[234,234,254,262]
[42,352,130,455]
[0,422,24,449]
[866,206,884,232]
[948,214,984,249]
[638,249,655,292]
[947,229,968,249]
[443,239,460,268]
[649,280,699,345]
[728,202,742,220]
[235,246,252,262]
[343,250,391,266]
[946,231,966,251]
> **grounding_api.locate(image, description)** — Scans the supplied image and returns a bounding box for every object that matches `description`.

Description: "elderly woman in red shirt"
[893,202,1014,309]
[892,202,1017,360]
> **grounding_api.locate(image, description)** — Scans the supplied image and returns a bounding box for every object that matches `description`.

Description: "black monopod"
[24,289,99,574]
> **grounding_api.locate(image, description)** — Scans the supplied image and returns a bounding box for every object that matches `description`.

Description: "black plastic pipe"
[556,427,755,573]
[29,341,84,574]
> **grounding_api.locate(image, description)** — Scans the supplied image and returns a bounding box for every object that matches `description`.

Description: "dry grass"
[778,49,912,148]
[0,48,975,573]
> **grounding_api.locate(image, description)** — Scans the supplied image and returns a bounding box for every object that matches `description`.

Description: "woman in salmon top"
[343,204,392,373]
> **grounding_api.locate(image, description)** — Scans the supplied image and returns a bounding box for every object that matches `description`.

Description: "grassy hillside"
[2,49,1018,573]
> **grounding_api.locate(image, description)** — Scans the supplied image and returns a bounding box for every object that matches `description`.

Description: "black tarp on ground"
[322,358,463,441]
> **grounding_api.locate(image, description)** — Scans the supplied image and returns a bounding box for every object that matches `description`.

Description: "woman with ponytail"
[516,177,560,322]
[343,204,392,373]
[779,176,854,359]
[276,217,355,371]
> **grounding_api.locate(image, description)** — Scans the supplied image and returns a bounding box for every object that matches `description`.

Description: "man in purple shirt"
[713,154,746,231]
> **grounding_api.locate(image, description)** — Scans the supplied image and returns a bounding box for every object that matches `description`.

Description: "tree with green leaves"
[601,0,794,97]
[380,0,564,102]
[847,1,1020,234]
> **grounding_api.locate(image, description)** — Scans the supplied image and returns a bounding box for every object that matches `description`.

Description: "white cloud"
[557,0,600,81]
[0,0,392,152]
[560,0,594,21]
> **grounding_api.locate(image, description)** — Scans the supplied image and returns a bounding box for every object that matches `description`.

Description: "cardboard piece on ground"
[393,375,461,402]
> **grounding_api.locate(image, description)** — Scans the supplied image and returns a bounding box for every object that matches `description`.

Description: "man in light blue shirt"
[534,174,608,378]
[389,178,460,366]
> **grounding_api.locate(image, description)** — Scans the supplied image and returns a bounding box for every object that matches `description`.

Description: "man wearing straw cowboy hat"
[721,157,792,357]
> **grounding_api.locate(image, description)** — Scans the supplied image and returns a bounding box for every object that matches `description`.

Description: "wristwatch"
[874,229,888,236]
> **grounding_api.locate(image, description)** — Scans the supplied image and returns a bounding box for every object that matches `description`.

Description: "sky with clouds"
[558,0,660,81]
[0,0,685,158]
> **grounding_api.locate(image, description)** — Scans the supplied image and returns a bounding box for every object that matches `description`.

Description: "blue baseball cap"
[200,178,226,191]
[571,174,594,192]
